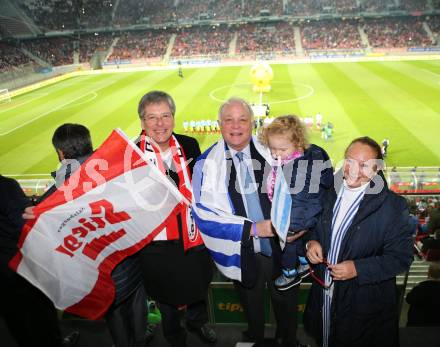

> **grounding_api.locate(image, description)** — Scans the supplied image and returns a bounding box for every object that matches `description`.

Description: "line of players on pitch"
[181,114,391,157]
[183,113,334,141]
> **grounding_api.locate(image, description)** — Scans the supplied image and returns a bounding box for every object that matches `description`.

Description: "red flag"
[10,129,186,319]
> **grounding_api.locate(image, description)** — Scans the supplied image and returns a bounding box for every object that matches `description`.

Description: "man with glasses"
[136,91,216,347]
[304,137,413,347]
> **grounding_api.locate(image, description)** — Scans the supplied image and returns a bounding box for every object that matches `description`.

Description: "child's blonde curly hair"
[258,115,309,152]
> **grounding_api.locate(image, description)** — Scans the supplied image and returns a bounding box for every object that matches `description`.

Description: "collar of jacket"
[321,170,390,263]
[349,170,389,227]
[324,170,389,231]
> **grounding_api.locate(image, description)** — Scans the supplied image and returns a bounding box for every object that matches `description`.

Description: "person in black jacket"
[406,262,440,326]
[136,91,216,347]
[26,123,150,347]
[0,175,78,347]
[305,136,413,347]
[418,230,440,254]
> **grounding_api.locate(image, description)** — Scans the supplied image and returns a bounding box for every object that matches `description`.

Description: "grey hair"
[138,91,176,118]
[218,97,254,121]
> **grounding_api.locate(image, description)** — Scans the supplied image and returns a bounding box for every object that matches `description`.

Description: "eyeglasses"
[309,259,333,289]
[143,113,173,124]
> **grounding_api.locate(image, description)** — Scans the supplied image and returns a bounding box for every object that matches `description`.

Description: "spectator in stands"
[301,20,363,51]
[305,136,413,347]
[20,38,74,66]
[406,262,440,327]
[408,205,419,236]
[171,26,231,57]
[237,23,296,55]
[109,31,170,61]
[417,230,440,255]
[136,91,216,347]
[23,124,151,347]
[0,43,33,72]
[364,17,432,48]
[0,174,79,347]
[427,205,440,235]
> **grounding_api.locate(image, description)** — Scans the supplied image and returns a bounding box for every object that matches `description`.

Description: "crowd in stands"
[2,14,440,71]
[287,0,360,16]
[79,0,113,28]
[171,26,231,57]
[285,0,322,16]
[114,0,175,26]
[364,18,433,48]
[78,33,114,62]
[405,196,438,232]
[20,37,74,66]
[14,0,440,33]
[398,0,429,12]
[426,16,440,37]
[0,43,33,72]
[109,30,171,61]
[243,0,283,17]
[172,0,248,22]
[18,33,114,67]
[19,0,113,31]
[19,0,78,31]
[175,0,211,21]
[202,0,244,21]
[115,0,246,25]
[360,0,393,12]
[237,23,295,54]
[405,196,440,261]
[333,0,359,14]
[301,20,363,50]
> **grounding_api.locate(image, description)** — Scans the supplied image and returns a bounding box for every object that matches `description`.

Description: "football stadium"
[1,1,440,346]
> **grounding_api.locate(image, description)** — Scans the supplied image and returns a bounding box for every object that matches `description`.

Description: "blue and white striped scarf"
[322,182,367,347]
[192,137,272,282]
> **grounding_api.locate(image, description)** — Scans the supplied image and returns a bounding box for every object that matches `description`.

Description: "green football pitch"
[1,59,440,179]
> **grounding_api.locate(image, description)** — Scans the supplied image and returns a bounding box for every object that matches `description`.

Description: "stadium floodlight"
[0,89,11,104]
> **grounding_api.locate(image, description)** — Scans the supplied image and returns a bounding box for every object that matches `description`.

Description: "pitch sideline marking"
[0,93,49,114]
[209,81,315,104]
[0,91,98,136]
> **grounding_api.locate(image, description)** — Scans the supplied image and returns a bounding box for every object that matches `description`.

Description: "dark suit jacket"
[0,175,31,278]
[225,140,281,287]
[139,133,213,305]
[168,133,200,178]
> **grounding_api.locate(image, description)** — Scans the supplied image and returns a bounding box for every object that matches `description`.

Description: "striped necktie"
[236,151,272,256]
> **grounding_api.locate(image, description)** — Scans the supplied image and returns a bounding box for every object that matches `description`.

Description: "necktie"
[236,152,272,256]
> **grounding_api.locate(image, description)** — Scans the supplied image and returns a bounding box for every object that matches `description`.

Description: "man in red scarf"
[136,91,216,347]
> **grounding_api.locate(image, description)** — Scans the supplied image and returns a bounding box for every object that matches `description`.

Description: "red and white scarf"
[139,131,204,251]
